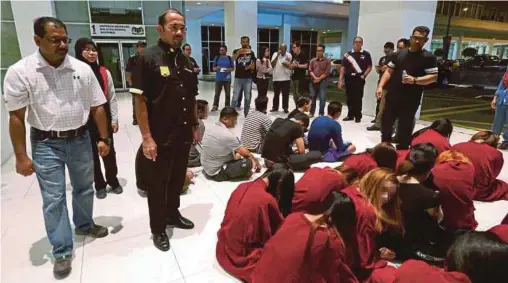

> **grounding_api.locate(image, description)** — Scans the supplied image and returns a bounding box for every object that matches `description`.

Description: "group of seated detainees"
[208,101,508,282]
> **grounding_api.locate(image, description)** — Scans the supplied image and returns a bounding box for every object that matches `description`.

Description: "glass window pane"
[270,29,279,42]
[1,0,14,21]
[145,26,158,46]
[209,26,221,41]
[310,32,318,44]
[201,26,208,41]
[259,29,269,43]
[54,1,89,23]
[89,1,143,24]
[291,30,300,43]
[221,27,225,41]
[209,42,221,60]
[170,0,184,13]
[0,69,7,92]
[301,31,310,43]
[142,1,169,25]
[202,41,209,48]
[270,43,278,56]
[66,24,91,57]
[96,43,123,88]
[1,22,21,69]
[302,44,311,59]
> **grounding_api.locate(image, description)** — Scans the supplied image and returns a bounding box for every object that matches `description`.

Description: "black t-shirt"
[125,54,139,73]
[261,118,304,163]
[287,108,303,119]
[377,55,389,81]
[342,50,372,75]
[233,49,256,79]
[386,49,437,102]
[291,51,309,80]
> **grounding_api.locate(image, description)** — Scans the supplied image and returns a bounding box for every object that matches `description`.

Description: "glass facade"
[54,1,89,23]
[436,1,507,22]
[89,1,143,24]
[291,30,318,58]
[201,25,225,72]
[0,1,21,90]
[142,1,170,25]
[258,28,279,58]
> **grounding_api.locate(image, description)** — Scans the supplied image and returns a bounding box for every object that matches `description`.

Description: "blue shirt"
[496,79,508,106]
[214,56,234,82]
[308,116,348,153]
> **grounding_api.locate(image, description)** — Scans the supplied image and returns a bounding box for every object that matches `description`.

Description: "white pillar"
[348,0,438,118]
[486,42,494,55]
[224,1,258,57]
[346,0,360,52]
[282,23,291,48]
[11,0,55,57]
[186,19,203,77]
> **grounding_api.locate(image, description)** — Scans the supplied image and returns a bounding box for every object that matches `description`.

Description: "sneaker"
[370,119,376,123]
[132,120,137,125]
[96,189,107,199]
[343,117,354,121]
[137,189,147,198]
[499,141,508,150]
[211,106,218,112]
[53,255,72,279]
[75,224,109,238]
[111,185,123,194]
[367,125,380,131]
[283,109,289,114]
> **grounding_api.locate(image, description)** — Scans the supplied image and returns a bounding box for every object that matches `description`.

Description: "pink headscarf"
[503,71,508,89]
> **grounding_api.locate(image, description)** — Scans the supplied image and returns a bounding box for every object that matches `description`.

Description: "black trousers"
[213,81,231,107]
[90,130,119,190]
[381,97,420,150]
[257,78,269,98]
[345,76,365,120]
[132,94,137,122]
[136,143,192,234]
[272,80,290,111]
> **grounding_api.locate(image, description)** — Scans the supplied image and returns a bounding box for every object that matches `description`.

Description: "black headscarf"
[74,38,105,92]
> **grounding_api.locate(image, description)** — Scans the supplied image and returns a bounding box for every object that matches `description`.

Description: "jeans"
[492,104,508,140]
[273,80,290,111]
[309,79,328,116]
[31,129,95,259]
[213,81,231,108]
[232,78,252,116]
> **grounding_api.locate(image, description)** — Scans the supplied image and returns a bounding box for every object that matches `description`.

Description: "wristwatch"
[98,137,112,145]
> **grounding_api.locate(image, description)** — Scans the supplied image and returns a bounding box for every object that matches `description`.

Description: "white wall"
[1,100,12,164]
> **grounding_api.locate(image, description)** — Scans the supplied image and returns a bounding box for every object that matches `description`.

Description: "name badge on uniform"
[160,66,170,77]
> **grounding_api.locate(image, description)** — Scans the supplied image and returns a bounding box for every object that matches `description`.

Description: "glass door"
[121,42,138,89]
[96,42,123,89]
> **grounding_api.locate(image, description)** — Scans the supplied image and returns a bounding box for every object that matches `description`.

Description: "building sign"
[90,24,145,38]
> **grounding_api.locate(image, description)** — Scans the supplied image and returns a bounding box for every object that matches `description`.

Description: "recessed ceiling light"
[323,32,327,34]
[311,29,314,31]
[327,30,330,32]
[211,24,215,26]
[186,9,190,12]
[197,2,202,5]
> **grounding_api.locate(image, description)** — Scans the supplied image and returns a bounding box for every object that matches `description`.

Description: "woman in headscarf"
[491,70,508,149]
[74,38,121,199]
[410,118,453,154]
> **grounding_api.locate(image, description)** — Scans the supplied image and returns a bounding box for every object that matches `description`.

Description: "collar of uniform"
[351,48,364,53]
[158,40,180,54]
[35,50,74,71]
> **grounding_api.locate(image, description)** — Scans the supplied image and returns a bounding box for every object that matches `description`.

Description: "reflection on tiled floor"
[2,81,507,283]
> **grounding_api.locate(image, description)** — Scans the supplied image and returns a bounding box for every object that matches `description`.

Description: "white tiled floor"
[1,81,508,282]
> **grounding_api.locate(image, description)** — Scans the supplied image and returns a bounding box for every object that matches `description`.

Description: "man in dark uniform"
[377,26,438,150]
[338,36,372,123]
[367,41,394,131]
[125,41,146,125]
[183,43,201,79]
[130,8,199,252]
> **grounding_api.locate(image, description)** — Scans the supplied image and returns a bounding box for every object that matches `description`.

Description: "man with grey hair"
[271,43,293,113]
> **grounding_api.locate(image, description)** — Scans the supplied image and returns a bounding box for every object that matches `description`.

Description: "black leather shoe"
[367,125,380,131]
[167,214,195,230]
[153,232,170,251]
[355,118,361,123]
[343,117,354,121]
[132,120,138,125]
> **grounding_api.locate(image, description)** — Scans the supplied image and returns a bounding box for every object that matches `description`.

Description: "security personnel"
[130,8,199,252]
[125,41,146,125]
[338,36,372,123]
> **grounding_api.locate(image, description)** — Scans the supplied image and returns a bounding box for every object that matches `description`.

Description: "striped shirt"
[240,110,273,153]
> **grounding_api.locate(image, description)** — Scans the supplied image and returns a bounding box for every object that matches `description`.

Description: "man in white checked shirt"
[3,17,111,279]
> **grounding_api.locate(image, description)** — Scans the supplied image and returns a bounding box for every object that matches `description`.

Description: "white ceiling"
[183,0,349,20]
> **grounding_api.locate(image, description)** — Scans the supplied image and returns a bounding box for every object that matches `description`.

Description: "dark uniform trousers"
[131,41,199,235]
[345,75,365,120]
[381,96,420,150]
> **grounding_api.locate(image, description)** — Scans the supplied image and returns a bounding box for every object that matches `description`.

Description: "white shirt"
[271,52,292,82]
[103,69,119,124]
[3,51,106,131]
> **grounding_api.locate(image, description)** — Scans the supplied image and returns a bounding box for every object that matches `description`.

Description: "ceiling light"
[311,29,314,31]
[211,24,215,26]
[323,32,327,34]
[186,9,190,12]
[327,30,330,32]
[197,2,202,5]
[463,7,468,11]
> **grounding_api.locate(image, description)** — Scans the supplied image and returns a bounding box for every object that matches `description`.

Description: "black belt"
[32,126,86,141]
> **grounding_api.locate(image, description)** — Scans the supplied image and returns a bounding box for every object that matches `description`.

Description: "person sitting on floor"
[411,118,453,154]
[261,113,322,171]
[452,131,508,201]
[308,101,356,162]
[396,143,446,261]
[240,96,273,153]
[343,142,398,178]
[287,97,311,119]
[292,165,358,214]
[216,164,295,282]
[201,107,261,182]
[341,168,403,282]
[188,99,209,167]
[252,192,359,283]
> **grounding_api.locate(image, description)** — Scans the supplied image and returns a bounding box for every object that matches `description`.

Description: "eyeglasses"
[411,35,428,41]
[44,37,72,45]
[165,25,187,33]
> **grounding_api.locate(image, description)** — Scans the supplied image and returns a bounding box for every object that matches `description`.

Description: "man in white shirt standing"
[270,43,292,113]
[3,17,111,279]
